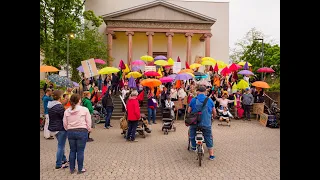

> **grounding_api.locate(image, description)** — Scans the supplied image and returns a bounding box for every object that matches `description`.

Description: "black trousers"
[127,121,139,140]
[243,105,251,119]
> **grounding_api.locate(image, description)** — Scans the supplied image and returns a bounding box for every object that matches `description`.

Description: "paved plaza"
[40,119,280,180]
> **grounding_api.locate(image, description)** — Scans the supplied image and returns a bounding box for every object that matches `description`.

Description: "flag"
[177,56,181,62]
[213,64,219,72]
[185,61,190,69]
[119,60,126,69]
[157,68,162,78]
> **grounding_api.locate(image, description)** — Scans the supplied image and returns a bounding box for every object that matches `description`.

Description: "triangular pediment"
[102,0,216,24]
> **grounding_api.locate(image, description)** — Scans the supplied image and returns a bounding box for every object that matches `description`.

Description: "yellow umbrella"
[98,67,120,75]
[202,60,215,66]
[190,63,202,69]
[126,72,142,78]
[216,60,228,69]
[238,61,252,66]
[167,58,174,65]
[179,69,194,74]
[124,64,130,73]
[140,55,154,62]
[237,79,249,90]
[40,65,59,72]
[154,60,168,66]
[202,57,215,62]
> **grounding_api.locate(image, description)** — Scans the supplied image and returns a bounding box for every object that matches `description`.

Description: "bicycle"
[187,126,205,166]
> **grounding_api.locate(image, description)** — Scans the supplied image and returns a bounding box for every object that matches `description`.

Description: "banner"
[173,62,181,73]
[81,58,98,78]
[145,66,156,72]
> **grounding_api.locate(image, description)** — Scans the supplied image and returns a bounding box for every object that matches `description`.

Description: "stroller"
[92,101,106,124]
[161,107,176,135]
[120,113,151,138]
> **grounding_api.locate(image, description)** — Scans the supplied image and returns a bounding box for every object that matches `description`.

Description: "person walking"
[63,94,92,174]
[48,90,68,169]
[242,88,254,120]
[42,88,53,139]
[102,89,114,129]
[125,90,141,142]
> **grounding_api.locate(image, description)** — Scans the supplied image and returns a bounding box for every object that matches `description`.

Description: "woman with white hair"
[125,90,141,142]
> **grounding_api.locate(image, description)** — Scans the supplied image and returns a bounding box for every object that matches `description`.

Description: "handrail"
[263,93,280,111]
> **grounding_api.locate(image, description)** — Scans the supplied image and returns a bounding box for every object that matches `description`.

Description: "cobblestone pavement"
[40,119,280,180]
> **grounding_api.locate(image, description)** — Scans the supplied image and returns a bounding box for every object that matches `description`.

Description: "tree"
[230,28,280,76]
[40,0,108,81]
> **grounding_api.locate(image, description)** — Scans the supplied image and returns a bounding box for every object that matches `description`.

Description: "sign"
[145,66,156,72]
[253,103,264,115]
[259,113,268,126]
[173,62,181,73]
[81,58,98,78]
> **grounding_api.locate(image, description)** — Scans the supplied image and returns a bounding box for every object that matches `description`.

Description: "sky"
[185,0,280,48]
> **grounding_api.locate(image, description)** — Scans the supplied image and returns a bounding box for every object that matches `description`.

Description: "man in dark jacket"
[111,73,120,95]
[48,90,68,169]
[242,88,254,120]
[102,90,114,129]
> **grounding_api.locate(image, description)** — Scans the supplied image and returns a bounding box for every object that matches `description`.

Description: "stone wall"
[265,92,280,109]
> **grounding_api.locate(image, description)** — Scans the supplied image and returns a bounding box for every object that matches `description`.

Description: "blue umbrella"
[72,81,80,87]
[48,74,74,87]
[131,66,140,72]
[168,74,177,79]
[154,55,167,61]
[238,70,254,76]
[128,76,136,89]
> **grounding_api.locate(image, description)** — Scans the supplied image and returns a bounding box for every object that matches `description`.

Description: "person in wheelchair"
[217,106,233,126]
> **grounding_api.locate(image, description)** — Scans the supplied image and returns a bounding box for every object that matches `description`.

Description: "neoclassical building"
[85,0,229,68]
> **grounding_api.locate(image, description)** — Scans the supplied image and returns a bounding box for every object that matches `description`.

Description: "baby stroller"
[217,106,233,127]
[120,113,151,138]
[92,100,106,124]
[161,107,176,135]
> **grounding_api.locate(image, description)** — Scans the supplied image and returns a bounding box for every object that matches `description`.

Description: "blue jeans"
[127,121,139,140]
[67,131,88,171]
[55,131,68,167]
[189,125,213,150]
[105,107,113,127]
[147,108,156,123]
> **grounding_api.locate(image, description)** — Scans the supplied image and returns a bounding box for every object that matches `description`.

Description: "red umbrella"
[220,67,230,76]
[118,60,126,69]
[144,71,160,76]
[185,61,190,69]
[229,63,240,72]
[213,64,219,72]
[257,67,275,73]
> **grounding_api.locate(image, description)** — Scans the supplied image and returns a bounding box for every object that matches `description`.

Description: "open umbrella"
[72,81,80,87]
[94,59,106,64]
[168,74,177,79]
[243,62,249,70]
[76,66,84,72]
[144,71,160,77]
[238,61,252,66]
[140,55,154,62]
[190,63,202,69]
[252,81,270,88]
[98,67,120,75]
[40,65,59,72]
[237,79,249,90]
[196,79,212,87]
[141,78,162,88]
[202,57,216,62]
[123,64,130,73]
[132,60,146,66]
[220,67,231,76]
[159,77,174,83]
[131,66,140,72]
[194,72,206,76]
[213,64,219,72]
[216,60,227,69]
[118,60,126,69]
[128,76,136,89]
[179,69,194,74]
[202,60,215,66]
[48,74,73,87]
[154,60,168,66]
[154,55,167,60]
[238,70,254,76]
[175,73,193,80]
[257,67,275,73]
[126,72,142,78]
[228,63,240,72]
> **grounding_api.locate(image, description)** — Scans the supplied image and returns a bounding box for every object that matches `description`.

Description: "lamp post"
[66,33,75,79]
[254,38,264,80]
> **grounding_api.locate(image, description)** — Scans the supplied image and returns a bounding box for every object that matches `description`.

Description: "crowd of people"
[41,65,266,173]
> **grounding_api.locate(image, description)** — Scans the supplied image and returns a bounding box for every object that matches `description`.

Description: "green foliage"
[266,77,280,92]
[40,0,108,81]
[230,28,280,77]
[40,80,46,89]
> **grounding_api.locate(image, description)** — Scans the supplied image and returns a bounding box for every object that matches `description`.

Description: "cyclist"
[188,86,217,160]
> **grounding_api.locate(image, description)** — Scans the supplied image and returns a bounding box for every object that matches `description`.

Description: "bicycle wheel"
[198,151,202,166]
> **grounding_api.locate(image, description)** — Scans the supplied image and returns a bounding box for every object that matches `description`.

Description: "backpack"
[185,97,209,126]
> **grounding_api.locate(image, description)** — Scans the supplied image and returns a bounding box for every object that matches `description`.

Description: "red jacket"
[126,97,141,121]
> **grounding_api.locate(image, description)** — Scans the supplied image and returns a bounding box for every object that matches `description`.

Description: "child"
[217,106,233,126]
[237,104,244,119]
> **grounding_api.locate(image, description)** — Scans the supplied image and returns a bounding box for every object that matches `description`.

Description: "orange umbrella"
[140,78,162,89]
[178,69,194,74]
[251,81,270,88]
[40,65,59,72]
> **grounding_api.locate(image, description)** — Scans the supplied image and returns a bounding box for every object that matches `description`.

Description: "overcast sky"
[185,0,280,48]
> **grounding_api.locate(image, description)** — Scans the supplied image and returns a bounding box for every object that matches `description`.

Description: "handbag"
[185,97,209,126]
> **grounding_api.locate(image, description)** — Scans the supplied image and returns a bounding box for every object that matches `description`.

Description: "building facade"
[85,0,229,68]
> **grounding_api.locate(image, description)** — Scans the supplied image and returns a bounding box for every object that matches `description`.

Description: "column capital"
[204,33,212,38]
[166,32,174,37]
[185,32,194,37]
[126,31,134,36]
[146,32,154,36]
[106,30,115,35]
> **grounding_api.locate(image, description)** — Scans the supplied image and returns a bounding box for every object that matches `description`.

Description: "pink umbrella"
[229,63,240,72]
[94,59,106,64]
[257,67,275,73]
[132,60,146,66]
[221,67,230,76]
[159,77,174,83]
[144,71,160,77]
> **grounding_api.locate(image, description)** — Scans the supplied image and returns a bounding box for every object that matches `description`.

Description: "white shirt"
[178,88,187,99]
[244,76,249,82]
[165,100,174,108]
[170,89,177,99]
[121,89,129,99]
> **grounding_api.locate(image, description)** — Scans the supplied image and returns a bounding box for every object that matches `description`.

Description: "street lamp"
[66,33,75,79]
[254,38,264,80]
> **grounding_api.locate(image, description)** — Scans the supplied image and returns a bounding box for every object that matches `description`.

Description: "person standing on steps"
[102,89,114,129]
